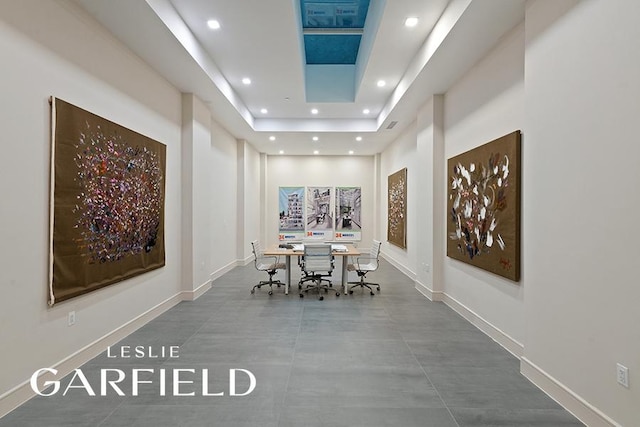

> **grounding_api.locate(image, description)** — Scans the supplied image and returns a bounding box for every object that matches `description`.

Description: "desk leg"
[285,255,291,295]
[342,256,348,294]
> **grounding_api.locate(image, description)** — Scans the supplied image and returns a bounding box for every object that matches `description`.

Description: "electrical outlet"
[68,311,76,326]
[616,363,629,388]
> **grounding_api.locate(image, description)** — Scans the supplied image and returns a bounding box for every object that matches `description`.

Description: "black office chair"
[299,244,339,300]
[347,240,382,295]
[250,240,286,295]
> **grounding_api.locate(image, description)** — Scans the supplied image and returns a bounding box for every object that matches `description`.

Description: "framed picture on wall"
[334,187,361,241]
[387,168,407,249]
[446,130,521,281]
[49,97,166,306]
[305,186,333,239]
[278,186,305,240]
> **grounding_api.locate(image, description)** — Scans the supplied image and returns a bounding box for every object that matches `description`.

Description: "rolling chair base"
[250,273,283,296]
[348,280,380,296]
[299,279,340,300]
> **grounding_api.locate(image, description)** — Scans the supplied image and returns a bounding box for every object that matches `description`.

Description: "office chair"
[299,244,339,300]
[250,240,286,295]
[297,239,332,290]
[347,240,382,295]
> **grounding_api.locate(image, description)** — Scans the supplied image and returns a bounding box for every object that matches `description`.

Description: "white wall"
[182,93,215,293]
[236,140,262,262]
[244,143,263,259]
[379,122,418,276]
[265,155,376,247]
[522,1,640,425]
[382,1,640,424]
[442,21,526,348]
[387,20,526,349]
[0,0,182,408]
[415,96,445,295]
[209,119,239,274]
[182,96,240,290]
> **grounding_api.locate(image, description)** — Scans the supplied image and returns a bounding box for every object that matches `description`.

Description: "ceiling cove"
[299,0,383,102]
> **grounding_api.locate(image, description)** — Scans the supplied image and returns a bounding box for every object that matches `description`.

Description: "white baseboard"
[440,292,524,359]
[414,273,616,427]
[414,277,523,358]
[380,252,416,280]
[210,259,242,282]
[521,357,620,427]
[181,279,212,301]
[0,292,183,418]
[414,279,444,302]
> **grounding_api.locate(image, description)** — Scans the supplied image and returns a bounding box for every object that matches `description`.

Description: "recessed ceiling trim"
[79,0,525,154]
[146,0,254,126]
[253,118,378,132]
[377,0,472,129]
[303,28,364,35]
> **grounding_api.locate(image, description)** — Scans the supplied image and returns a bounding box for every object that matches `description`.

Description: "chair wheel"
[370,291,375,296]
[336,292,340,297]
[319,296,324,301]
[349,290,353,294]
[299,293,304,298]
[268,290,273,295]
[250,289,255,294]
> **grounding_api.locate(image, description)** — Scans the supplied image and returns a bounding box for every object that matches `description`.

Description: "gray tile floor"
[1,259,584,427]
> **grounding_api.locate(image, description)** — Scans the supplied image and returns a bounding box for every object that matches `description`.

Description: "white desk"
[264,243,360,295]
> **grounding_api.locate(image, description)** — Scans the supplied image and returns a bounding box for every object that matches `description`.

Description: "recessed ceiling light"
[311,108,319,115]
[405,17,419,27]
[377,80,386,87]
[363,109,370,115]
[349,150,354,155]
[313,150,319,155]
[356,136,362,141]
[242,77,251,85]
[312,136,319,141]
[260,108,268,114]
[269,136,276,141]
[279,150,284,154]
[207,19,221,30]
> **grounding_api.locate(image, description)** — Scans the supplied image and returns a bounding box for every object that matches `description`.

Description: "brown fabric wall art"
[48,98,166,305]
[387,168,407,249]
[447,131,521,281]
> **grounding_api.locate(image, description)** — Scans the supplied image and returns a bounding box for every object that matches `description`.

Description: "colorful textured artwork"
[446,131,521,281]
[387,168,407,249]
[49,98,166,305]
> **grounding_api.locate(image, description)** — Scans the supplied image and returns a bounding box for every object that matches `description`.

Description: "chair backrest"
[251,240,263,264]
[303,244,333,274]
[371,240,382,260]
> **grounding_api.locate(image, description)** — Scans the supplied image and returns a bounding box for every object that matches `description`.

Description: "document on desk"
[331,244,348,252]
[292,244,304,251]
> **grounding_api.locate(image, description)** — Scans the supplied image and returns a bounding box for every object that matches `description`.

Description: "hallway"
[2,260,583,426]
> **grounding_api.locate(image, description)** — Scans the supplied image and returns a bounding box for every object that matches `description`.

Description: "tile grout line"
[383,293,463,427]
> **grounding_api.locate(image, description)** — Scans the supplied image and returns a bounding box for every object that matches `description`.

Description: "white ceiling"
[75,0,525,156]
